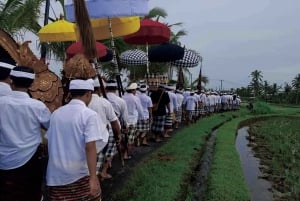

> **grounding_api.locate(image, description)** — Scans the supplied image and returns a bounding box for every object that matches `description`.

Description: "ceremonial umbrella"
[123,19,171,74]
[148,43,184,63]
[120,49,148,66]
[65,0,148,21]
[66,41,107,59]
[171,49,201,68]
[38,19,76,42]
[98,49,113,63]
[171,49,202,90]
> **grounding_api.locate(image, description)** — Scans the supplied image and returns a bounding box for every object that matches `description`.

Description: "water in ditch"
[236,127,273,201]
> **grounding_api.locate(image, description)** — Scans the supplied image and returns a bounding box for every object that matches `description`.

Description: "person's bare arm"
[86,141,100,196]
[111,120,122,144]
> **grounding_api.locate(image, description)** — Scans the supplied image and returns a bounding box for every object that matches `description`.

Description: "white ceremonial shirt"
[167,91,178,113]
[0,82,11,97]
[122,93,144,125]
[46,99,107,186]
[183,95,198,111]
[176,93,184,109]
[137,92,152,119]
[0,91,51,170]
[107,92,129,127]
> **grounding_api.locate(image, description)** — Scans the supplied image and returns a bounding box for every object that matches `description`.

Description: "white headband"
[0,62,15,70]
[10,70,35,79]
[106,82,118,87]
[69,79,94,90]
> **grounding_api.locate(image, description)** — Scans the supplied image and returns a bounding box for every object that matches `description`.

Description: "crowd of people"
[0,58,241,201]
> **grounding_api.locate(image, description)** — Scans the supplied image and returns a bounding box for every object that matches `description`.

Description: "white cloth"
[136,93,152,119]
[88,94,118,143]
[176,93,184,109]
[69,79,94,90]
[167,91,178,113]
[106,92,129,127]
[183,95,198,111]
[0,91,51,170]
[0,82,11,97]
[122,93,144,124]
[46,99,107,186]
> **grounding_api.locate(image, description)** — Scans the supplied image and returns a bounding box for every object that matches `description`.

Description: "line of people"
[0,57,241,200]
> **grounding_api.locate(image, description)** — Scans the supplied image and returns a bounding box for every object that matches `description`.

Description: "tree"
[249,70,263,98]
[0,0,43,36]
[292,74,300,104]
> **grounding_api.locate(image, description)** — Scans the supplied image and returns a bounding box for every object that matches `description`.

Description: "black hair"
[0,68,11,80]
[10,66,34,88]
[69,89,91,97]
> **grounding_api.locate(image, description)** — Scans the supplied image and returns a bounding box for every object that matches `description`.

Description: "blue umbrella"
[148,43,184,62]
[65,0,149,21]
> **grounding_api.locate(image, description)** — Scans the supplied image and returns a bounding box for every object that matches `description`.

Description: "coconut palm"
[249,70,263,98]
[292,74,300,104]
[0,0,43,36]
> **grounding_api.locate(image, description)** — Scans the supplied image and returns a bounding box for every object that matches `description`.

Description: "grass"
[109,102,300,201]
[110,112,238,201]
[248,116,300,200]
[205,117,250,201]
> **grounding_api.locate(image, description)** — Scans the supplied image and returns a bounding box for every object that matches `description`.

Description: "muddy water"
[236,127,273,201]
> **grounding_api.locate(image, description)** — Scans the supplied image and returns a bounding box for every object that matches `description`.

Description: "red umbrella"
[123,19,170,45]
[123,19,171,74]
[66,41,107,59]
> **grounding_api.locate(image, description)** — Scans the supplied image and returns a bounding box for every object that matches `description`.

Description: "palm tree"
[292,74,300,104]
[249,70,263,98]
[0,0,44,36]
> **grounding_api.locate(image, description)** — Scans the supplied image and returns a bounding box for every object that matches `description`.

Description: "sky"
[23,0,300,90]
[148,0,300,90]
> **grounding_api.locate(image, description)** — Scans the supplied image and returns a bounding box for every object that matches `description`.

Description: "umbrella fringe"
[73,0,97,59]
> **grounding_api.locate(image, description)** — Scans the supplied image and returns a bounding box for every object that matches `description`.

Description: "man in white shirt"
[0,58,15,97]
[175,90,184,129]
[105,80,130,160]
[46,79,108,201]
[0,66,51,201]
[136,84,153,146]
[88,78,121,179]
[122,83,144,159]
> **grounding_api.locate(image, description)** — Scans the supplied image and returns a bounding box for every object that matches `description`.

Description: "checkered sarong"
[137,119,150,132]
[96,129,116,170]
[125,124,137,145]
[164,113,173,129]
[176,108,182,122]
[151,115,165,132]
[186,110,193,121]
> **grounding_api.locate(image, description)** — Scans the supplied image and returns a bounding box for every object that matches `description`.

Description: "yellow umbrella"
[88,16,140,40]
[38,19,77,42]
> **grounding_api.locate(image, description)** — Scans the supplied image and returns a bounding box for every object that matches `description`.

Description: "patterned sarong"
[164,113,173,129]
[48,176,101,201]
[137,119,150,132]
[176,108,182,122]
[125,124,137,145]
[151,115,165,132]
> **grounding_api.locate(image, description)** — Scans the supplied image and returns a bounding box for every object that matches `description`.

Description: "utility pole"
[220,79,223,92]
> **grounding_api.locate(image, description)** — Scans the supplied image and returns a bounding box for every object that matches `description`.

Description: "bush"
[252,101,274,114]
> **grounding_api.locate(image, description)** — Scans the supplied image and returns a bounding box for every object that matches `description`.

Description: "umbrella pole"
[41,0,50,60]
[93,59,107,99]
[197,57,203,91]
[146,42,149,86]
[108,17,123,97]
